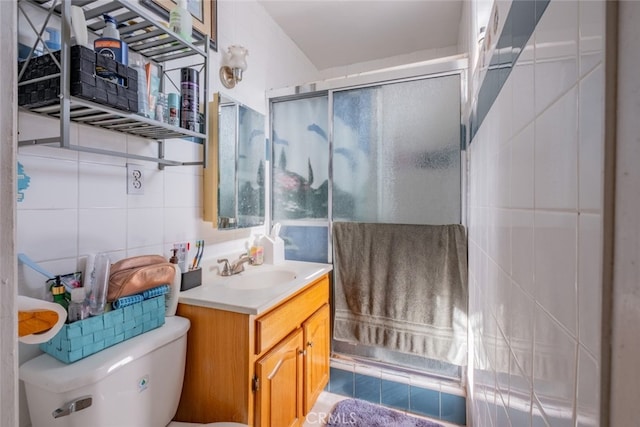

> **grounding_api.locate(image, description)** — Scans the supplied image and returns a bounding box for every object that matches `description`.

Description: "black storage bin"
[18,45,138,112]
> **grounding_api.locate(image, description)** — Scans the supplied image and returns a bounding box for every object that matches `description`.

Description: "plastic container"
[67,287,89,323]
[88,253,110,316]
[169,0,192,42]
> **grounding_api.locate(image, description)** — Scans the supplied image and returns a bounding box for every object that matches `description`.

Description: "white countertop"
[177,260,333,315]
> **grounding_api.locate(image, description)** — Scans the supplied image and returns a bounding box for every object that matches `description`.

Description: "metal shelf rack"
[17,0,210,167]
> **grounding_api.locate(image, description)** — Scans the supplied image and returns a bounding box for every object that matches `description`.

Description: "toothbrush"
[191,240,200,270]
[195,240,204,269]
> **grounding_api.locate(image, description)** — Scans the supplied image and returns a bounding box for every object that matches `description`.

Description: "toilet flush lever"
[52,396,92,419]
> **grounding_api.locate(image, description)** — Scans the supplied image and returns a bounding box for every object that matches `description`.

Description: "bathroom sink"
[223,269,297,290]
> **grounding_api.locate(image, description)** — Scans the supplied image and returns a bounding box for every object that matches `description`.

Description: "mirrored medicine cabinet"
[203,93,266,229]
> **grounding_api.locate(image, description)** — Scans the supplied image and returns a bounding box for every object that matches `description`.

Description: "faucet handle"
[217,258,231,276]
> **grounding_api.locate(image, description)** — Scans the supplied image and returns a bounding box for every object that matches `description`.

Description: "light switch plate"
[127,163,144,195]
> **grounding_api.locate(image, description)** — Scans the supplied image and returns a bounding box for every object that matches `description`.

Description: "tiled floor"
[303,391,461,427]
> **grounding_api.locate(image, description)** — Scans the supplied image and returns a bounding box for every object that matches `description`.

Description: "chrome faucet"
[217,253,254,276]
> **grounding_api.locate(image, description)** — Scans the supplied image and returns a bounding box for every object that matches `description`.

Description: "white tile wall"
[467,1,605,426]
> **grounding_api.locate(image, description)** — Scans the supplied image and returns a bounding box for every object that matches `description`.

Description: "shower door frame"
[268,56,469,382]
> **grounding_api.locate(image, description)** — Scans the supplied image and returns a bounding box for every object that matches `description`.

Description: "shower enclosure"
[269,64,465,380]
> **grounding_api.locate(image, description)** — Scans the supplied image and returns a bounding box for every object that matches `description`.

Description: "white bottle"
[68,288,89,323]
[169,0,192,42]
[167,250,181,316]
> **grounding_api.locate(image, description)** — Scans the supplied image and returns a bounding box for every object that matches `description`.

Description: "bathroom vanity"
[174,261,332,426]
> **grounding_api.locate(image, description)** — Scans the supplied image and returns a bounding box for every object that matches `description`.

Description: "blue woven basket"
[39,295,166,364]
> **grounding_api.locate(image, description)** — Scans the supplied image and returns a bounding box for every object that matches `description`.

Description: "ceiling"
[258,0,465,71]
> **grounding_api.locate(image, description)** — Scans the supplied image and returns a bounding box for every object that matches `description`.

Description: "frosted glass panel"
[237,105,265,228]
[218,104,236,220]
[272,96,329,220]
[333,75,461,224]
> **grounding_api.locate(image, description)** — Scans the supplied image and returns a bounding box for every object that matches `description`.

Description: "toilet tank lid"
[19,316,190,393]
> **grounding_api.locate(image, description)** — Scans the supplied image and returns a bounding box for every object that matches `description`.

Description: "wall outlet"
[127,163,144,195]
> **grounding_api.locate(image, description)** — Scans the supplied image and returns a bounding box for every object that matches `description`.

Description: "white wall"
[467,1,605,426]
[16,1,318,425]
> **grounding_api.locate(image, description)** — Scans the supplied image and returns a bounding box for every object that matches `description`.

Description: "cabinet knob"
[299,349,307,356]
[307,341,313,348]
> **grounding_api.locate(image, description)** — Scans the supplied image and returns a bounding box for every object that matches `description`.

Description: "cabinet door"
[255,328,304,427]
[303,304,330,414]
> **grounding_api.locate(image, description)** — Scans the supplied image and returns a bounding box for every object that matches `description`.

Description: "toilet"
[19,317,247,427]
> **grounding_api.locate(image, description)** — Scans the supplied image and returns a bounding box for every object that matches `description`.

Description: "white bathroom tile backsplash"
[127,208,165,249]
[578,0,605,78]
[534,87,578,211]
[510,210,534,295]
[510,42,535,137]
[468,1,605,426]
[78,162,127,209]
[509,124,534,210]
[17,155,78,210]
[578,64,605,213]
[17,209,78,261]
[534,211,578,335]
[78,208,128,255]
[533,0,579,116]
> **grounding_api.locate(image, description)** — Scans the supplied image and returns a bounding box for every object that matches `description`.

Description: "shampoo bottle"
[169,0,192,42]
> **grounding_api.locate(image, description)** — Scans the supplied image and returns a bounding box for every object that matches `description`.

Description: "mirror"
[204,93,265,229]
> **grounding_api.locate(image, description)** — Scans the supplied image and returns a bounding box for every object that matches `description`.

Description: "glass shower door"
[332,75,461,224]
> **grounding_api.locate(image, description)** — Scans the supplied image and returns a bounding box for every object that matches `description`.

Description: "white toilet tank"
[20,316,190,427]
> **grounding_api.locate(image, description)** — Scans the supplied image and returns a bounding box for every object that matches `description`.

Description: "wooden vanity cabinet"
[174,274,330,426]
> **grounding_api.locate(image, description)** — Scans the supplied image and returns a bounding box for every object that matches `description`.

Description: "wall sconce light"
[220,45,248,89]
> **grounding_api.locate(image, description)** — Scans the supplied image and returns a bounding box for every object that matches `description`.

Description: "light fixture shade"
[227,45,248,71]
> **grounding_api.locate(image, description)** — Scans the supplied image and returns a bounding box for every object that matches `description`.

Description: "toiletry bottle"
[250,236,264,265]
[94,14,128,85]
[67,287,89,323]
[166,249,181,316]
[169,0,192,42]
[51,276,68,311]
